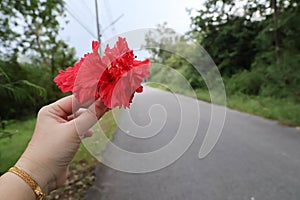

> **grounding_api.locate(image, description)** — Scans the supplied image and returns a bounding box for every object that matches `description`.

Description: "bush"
[226,67,265,96]
[0,60,67,120]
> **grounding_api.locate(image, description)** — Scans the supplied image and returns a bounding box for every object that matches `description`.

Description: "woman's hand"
[16,95,108,193]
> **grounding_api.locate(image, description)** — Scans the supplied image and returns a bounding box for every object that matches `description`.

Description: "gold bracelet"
[8,166,45,200]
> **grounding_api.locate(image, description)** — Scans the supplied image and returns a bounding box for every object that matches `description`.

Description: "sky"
[60,0,204,58]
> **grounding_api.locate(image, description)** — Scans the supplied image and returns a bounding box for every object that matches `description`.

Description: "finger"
[83,130,94,138]
[74,99,108,136]
[67,108,86,121]
[47,95,82,117]
[47,95,97,119]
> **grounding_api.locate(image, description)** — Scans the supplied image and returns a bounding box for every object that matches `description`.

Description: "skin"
[0,95,108,199]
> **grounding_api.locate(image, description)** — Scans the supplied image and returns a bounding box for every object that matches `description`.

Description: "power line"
[79,0,96,19]
[95,0,101,52]
[103,0,116,34]
[65,5,97,38]
[102,14,124,34]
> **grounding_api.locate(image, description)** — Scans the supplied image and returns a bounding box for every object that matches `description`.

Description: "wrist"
[8,166,45,199]
[16,155,56,194]
[0,172,36,200]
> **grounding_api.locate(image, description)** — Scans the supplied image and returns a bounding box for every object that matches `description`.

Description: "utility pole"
[95,0,101,53]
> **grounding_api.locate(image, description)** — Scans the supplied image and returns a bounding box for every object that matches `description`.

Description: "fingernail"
[95,99,104,107]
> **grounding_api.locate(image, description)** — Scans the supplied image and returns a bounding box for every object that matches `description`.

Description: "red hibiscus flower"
[54,37,151,108]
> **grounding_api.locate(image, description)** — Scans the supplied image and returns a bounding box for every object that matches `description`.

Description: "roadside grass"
[148,86,300,127]
[0,117,36,174]
[196,89,300,126]
[226,93,300,126]
[0,111,117,199]
[71,111,116,165]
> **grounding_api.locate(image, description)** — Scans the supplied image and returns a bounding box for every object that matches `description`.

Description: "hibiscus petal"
[54,66,79,93]
[54,38,151,108]
[73,43,106,104]
[100,58,151,108]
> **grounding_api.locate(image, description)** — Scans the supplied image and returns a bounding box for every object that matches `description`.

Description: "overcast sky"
[59,0,204,58]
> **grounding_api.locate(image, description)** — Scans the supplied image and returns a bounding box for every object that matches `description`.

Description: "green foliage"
[191,0,300,103]
[0,61,47,119]
[146,0,300,125]
[147,63,196,96]
[145,24,210,91]
[226,93,300,126]
[191,1,262,76]
[251,1,300,101]
[258,51,300,101]
[0,0,77,120]
[0,0,66,61]
[0,118,36,174]
[226,68,265,95]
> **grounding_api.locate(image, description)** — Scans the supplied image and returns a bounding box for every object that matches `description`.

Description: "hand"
[15,95,108,193]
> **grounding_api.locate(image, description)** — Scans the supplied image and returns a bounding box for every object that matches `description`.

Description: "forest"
[0,0,299,126]
[146,0,300,126]
[0,0,76,122]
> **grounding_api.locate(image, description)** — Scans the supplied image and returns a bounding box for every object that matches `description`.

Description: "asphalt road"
[85,87,300,200]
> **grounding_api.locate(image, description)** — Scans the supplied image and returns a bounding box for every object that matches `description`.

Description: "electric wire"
[65,3,97,38]
[103,0,117,34]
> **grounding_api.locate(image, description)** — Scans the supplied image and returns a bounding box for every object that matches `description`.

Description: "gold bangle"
[8,166,45,200]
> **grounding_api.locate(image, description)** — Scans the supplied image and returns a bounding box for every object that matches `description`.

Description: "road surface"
[85,87,300,200]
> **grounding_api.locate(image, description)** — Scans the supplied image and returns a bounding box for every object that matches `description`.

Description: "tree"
[0,60,46,119]
[191,0,264,76]
[145,23,225,93]
[191,0,300,101]
[0,0,76,77]
[1,1,62,57]
[253,0,300,100]
[0,0,77,119]
[145,24,203,88]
